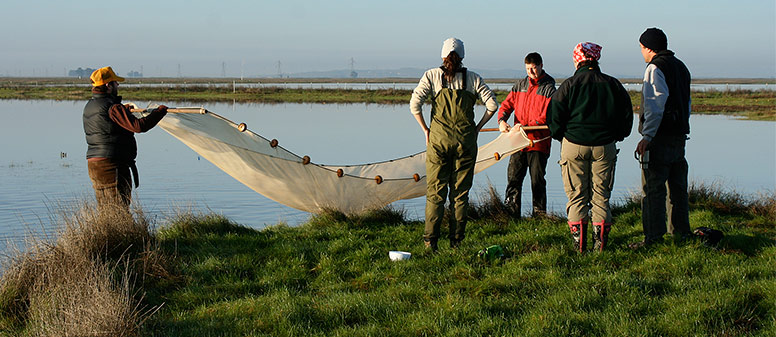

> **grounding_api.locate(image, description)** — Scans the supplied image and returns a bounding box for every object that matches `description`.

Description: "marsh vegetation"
[1,183,773,336]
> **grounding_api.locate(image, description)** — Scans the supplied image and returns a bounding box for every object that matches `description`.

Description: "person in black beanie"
[639,27,668,52]
[630,28,693,249]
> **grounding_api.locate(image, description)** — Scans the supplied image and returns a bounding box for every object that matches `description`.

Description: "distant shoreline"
[0,77,773,85]
[1,79,773,120]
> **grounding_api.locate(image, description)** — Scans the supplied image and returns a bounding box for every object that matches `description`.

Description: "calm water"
[42,82,776,92]
[1,100,774,251]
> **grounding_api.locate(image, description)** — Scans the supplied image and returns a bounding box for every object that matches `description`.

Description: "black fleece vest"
[83,93,137,162]
[643,50,691,137]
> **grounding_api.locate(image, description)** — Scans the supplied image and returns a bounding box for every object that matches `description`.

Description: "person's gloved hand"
[156,105,168,113]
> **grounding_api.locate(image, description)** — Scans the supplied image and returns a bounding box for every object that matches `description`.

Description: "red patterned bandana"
[572,42,602,63]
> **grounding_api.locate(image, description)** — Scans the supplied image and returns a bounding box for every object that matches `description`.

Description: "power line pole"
[349,57,358,78]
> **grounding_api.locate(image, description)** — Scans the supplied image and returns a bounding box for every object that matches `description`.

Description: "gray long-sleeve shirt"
[410,67,499,116]
[640,64,692,142]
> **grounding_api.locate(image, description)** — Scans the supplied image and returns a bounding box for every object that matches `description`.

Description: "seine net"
[156,108,534,214]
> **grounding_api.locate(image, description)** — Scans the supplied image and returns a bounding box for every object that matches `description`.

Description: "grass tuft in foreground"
[143,182,775,336]
[0,202,171,336]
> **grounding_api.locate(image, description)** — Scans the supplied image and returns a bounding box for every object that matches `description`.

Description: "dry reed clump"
[688,181,776,220]
[25,248,142,336]
[0,201,170,336]
[57,203,154,263]
[469,183,514,223]
[308,206,407,229]
[622,181,775,221]
[748,191,776,221]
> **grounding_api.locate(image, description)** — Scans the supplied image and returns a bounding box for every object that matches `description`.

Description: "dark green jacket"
[548,64,633,146]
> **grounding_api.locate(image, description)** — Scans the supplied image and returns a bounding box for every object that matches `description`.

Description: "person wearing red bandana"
[547,42,633,253]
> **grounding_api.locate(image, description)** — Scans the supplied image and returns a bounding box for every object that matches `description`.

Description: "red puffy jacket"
[497,72,556,153]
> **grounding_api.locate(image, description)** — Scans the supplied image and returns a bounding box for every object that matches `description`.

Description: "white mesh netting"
[156,108,534,214]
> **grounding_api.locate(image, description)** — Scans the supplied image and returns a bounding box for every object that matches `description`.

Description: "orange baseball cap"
[90,66,125,86]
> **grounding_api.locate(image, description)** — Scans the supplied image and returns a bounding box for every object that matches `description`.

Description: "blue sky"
[1,0,774,78]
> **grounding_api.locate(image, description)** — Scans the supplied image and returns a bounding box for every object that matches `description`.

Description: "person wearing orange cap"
[82,66,168,210]
[547,42,633,253]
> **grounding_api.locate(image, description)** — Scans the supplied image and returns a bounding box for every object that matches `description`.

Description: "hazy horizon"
[2,0,774,79]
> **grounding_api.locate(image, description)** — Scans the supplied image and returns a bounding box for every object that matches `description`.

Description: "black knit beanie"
[639,28,667,52]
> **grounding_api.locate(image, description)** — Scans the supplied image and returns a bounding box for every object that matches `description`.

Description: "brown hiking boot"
[504,196,521,219]
[424,239,438,252]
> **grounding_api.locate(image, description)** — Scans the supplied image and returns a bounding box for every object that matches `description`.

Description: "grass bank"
[1,184,774,336]
[0,82,773,120]
[141,183,775,336]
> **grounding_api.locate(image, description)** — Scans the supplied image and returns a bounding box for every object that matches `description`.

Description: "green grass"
[627,90,776,120]
[142,192,776,336]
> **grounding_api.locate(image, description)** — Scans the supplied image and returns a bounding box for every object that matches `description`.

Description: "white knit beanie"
[441,38,464,59]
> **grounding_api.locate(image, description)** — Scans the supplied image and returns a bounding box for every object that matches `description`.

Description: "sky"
[1,0,774,79]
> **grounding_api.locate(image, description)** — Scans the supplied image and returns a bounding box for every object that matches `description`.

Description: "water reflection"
[1,100,774,251]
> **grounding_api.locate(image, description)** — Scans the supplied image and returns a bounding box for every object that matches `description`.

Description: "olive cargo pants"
[558,139,617,225]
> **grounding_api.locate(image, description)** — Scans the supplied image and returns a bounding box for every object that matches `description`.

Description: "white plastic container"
[388,251,411,261]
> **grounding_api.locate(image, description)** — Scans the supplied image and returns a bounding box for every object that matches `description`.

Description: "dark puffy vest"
[83,93,137,162]
[640,50,691,137]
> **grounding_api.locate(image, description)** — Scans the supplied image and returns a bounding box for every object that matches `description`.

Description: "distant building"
[126,70,143,78]
[68,67,96,78]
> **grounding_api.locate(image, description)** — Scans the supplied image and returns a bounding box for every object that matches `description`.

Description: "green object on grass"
[477,245,504,260]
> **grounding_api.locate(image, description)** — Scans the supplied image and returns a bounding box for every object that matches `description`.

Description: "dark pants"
[505,150,549,217]
[88,159,133,210]
[641,136,690,242]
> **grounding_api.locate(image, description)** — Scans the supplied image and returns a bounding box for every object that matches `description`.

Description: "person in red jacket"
[497,52,556,218]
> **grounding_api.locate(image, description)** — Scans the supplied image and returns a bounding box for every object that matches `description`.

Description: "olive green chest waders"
[424,68,478,249]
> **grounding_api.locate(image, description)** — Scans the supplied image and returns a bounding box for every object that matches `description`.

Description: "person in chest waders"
[410,38,499,252]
